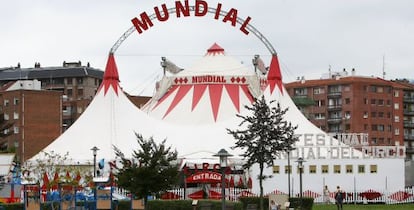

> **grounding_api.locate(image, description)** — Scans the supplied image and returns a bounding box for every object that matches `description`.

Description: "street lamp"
[213,149,233,210]
[91,146,99,177]
[287,150,291,198]
[296,157,306,207]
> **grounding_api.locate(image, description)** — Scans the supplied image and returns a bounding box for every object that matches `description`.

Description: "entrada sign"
[131,0,252,35]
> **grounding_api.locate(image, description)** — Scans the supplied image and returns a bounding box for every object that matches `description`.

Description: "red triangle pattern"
[152,85,179,110]
[99,54,120,96]
[267,54,283,95]
[240,85,254,103]
[156,84,255,121]
[208,84,224,122]
[192,84,207,111]
[163,85,192,119]
[224,84,240,113]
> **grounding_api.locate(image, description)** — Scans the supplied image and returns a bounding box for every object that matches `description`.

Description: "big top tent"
[28,43,405,195]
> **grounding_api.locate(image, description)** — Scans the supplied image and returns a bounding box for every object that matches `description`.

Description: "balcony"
[403,96,414,103]
[327,117,342,124]
[403,110,414,115]
[327,105,342,111]
[327,91,342,98]
[404,135,414,141]
[404,121,414,128]
[406,147,414,154]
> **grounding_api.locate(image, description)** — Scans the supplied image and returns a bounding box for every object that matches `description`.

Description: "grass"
[313,203,414,210]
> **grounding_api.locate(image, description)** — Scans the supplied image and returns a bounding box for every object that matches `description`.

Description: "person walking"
[323,185,330,204]
[269,200,279,210]
[334,186,344,210]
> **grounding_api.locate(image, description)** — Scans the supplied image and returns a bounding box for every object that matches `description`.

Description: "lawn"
[313,203,414,210]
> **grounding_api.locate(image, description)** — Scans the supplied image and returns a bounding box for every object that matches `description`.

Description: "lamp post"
[213,149,233,210]
[91,146,99,177]
[287,150,291,198]
[296,157,305,207]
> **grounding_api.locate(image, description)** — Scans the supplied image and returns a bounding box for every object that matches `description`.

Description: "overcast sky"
[2,0,413,96]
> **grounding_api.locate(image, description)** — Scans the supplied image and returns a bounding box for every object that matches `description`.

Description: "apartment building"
[285,72,414,160]
[0,80,61,162]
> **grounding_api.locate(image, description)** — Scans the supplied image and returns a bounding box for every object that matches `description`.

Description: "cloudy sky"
[2,0,413,96]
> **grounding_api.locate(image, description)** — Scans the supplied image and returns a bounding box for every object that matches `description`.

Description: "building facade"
[0,62,104,161]
[285,73,414,160]
[0,80,61,162]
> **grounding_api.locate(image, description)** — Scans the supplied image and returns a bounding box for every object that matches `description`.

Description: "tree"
[114,133,180,205]
[227,95,299,210]
[0,112,13,152]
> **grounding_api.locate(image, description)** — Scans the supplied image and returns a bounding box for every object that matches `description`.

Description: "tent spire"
[267,54,283,95]
[98,53,120,95]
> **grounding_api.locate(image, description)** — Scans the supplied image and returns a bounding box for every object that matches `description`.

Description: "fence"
[165,187,414,204]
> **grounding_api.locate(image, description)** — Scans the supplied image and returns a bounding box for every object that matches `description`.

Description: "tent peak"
[206,43,225,56]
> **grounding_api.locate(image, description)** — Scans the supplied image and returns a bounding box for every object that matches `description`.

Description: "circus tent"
[28,43,405,194]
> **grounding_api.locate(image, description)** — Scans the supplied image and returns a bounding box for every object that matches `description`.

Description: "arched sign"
[110,0,276,55]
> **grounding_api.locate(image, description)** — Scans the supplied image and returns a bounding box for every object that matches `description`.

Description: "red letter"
[176,0,190,17]
[131,12,154,34]
[195,0,208,17]
[240,16,251,35]
[213,164,220,172]
[222,8,237,26]
[214,3,222,20]
[202,163,209,171]
[154,4,169,22]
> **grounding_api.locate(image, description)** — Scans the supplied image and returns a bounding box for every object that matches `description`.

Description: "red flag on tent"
[229,176,235,188]
[41,172,49,190]
[247,177,253,189]
[51,172,59,190]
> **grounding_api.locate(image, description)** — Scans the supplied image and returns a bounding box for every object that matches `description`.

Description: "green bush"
[289,197,314,210]
[239,196,269,209]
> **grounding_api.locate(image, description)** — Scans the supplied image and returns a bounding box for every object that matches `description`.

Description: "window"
[378,112,384,118]
[321,165,329,174]
[309,165,317,174]
[316,100,325,107]
[371,112,377,118]
[358,165,365,173]
[364,98,368,104]
[377,86,383,93]
[285,165,292,174]
[372,138,377,144]
[315,113,325,120]
[4,114,9,120]
[345,124,351,131]
[378,99,384,106]
[13,112,19,120]
[77,89,84,97]
[13,126,19,134]
[370,86,377,92]
[67,78,73,85]
[343,85,350,92]
[377,124,384,131]
[294,88,307,96]
[363,112,368,119]
[313,87,325,94]
[3,99,9,107]
[67,89,73,97]
[394,90,399,97]
[371,99,376,105]
[345,98,350,104]
[334,165,341,174]
[364,124,368,130]
[395,128,400,135]
[13,98,19,105]
[77,78,83,85]
[387,100,391,106]
[346,165,353,173]
[394,103,399,110]
[272,165,280,174]
[370,165,377,173]
[371,124,377,131]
